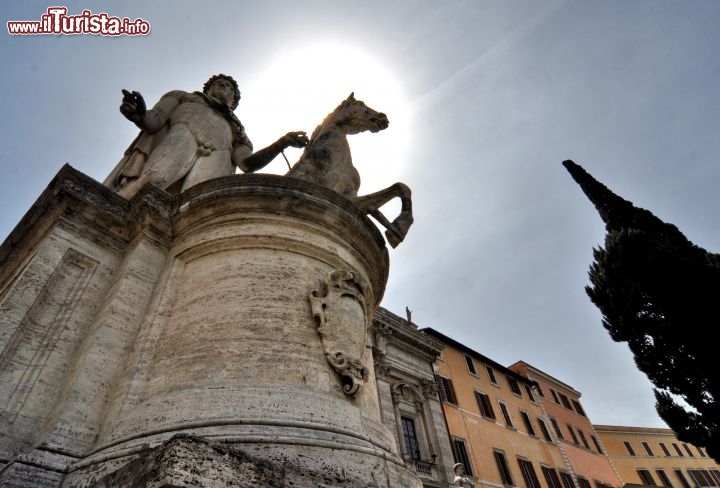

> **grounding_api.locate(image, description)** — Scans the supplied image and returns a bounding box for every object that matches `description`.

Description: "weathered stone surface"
[64,433,413,488]
[286,93,413,248]
[0,166,420,487]
[106,74,308,199]
[371,308,457,486]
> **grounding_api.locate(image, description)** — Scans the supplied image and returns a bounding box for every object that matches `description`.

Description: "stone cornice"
[372,307,445,361]
[0,167,392,301]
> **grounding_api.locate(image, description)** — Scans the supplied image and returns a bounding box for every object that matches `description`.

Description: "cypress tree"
[563,159,720,462]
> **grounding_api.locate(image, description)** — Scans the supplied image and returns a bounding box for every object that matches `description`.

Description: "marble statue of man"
[104,74,308,198]
[453,463,474,487]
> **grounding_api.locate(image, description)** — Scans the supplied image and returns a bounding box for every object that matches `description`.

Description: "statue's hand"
[120,89,147,123]
[282,131,309,149]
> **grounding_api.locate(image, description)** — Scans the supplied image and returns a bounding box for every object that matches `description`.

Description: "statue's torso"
[164,92,234,151]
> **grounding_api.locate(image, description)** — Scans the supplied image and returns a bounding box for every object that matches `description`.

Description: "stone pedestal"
[0,166,422,487]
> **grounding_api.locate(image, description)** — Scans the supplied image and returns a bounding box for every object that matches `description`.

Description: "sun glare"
[239,42,410,194]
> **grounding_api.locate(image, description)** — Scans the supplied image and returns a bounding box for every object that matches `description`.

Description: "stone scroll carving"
[310,270,371,396]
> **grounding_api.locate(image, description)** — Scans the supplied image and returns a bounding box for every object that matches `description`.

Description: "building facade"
[424,328,578,488]
[510,362,622,488]
[595,425,720,488]
[372,308,457,487]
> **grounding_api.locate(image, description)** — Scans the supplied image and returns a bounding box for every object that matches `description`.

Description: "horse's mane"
[308,94,355,143]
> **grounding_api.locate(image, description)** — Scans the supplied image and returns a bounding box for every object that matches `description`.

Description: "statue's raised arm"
[104,74,307,198]
[119,89,146,125]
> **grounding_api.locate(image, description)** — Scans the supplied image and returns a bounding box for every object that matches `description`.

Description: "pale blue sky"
[2,1,719,429]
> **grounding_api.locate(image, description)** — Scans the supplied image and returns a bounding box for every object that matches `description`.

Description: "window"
[637,469,656,485]
[538,418,552,442]
[494,450,513,485]
[711,471,720,485]
[542,466,563,488]
[464,354,477,375]
[498,401,514,428]
[675,470,692,488]
[591,435,604,454]
[567,424,579,445]
[682,444,694,457]
[673,443,684,456]
[550,417,564,440]
[642,441,655,456]
[688,470,716,487]
[401,417,421,460]
[486,366,498,384]
[558,392,572,410]
[596,482,615,488]
[707,471,718,487]
[659,442,671,456]
[571,399,586,416]
[452,438,473,476]
[518,458,541,488]
[701,470,716,487]
[475,391,496,420]
[550,388,560,404]
[536,384,545,397]
[577,476,592,488]
[560,471,577,488]
[438,376,458,405]
[656,469,673,488]
[688,469,708,487]
[507,376,522,396]
[520,411,536,437]
[578,429,590,449]
[525,385,536,402]
[624,441,637,456]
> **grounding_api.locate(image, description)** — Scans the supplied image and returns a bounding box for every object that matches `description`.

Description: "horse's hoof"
[385,225,404,249]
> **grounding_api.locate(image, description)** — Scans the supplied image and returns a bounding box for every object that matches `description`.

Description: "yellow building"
[594,425,720,487]
[424,328,576,488]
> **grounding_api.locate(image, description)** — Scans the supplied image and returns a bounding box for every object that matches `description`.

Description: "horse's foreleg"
[352,183,414,248]
[352,183,408,211]
[384,194,413,248]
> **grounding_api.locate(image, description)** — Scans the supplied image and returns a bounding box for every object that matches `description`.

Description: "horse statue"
[285,93,413,248]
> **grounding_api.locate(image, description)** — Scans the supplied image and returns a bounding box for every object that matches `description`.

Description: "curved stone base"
[0,170,419,486]
[62,434,422,488]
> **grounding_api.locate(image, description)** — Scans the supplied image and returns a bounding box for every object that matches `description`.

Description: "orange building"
[510,362,622,488]
[424,328,578,488]
[594,425,720,487]
[381,320,718,488]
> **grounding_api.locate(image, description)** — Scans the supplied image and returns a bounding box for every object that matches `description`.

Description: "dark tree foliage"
[563,160,720,463]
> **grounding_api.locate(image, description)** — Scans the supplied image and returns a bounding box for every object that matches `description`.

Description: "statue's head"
[204,74,241,110]
[453,463,465,475]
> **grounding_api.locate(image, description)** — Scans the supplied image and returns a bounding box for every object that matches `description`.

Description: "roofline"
[374,307,446,358]
[509,361,581,396]
[593,424,673,435]
[421,327,536,386]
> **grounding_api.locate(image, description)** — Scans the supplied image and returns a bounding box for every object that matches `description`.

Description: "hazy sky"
[2,1,719,429]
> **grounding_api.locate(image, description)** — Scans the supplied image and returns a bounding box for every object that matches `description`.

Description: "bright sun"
[239,42,411,195]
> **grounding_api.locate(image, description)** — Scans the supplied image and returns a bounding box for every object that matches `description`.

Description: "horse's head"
[335,92,389,135]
